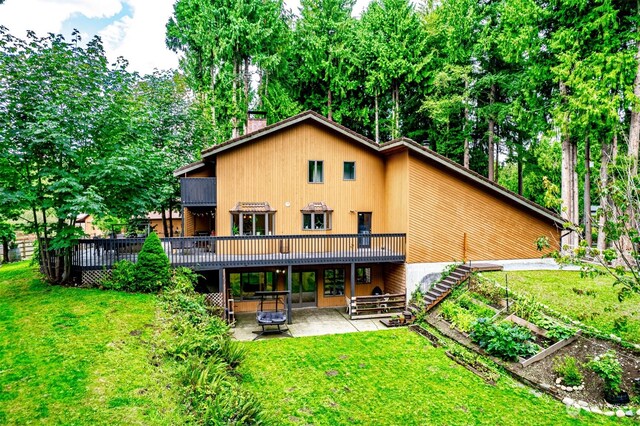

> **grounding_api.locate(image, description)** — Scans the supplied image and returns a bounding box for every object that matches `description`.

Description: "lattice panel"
[82,269,111,286]
[205,292,225,307]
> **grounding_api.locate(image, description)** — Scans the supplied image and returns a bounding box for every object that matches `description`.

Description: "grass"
[0,261,185,425]
[484,270,640,343]
[239,329,624,425]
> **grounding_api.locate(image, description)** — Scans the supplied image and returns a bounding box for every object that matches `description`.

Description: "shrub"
[470,318,540,361]
[553,356,583,386]
[134,233,171,292]
[588,350,623,395]
[102,260,136,291]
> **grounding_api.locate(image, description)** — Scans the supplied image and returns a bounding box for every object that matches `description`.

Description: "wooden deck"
[72,234,406,271]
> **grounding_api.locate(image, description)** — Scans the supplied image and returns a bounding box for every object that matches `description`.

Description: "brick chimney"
[246,111,267,134]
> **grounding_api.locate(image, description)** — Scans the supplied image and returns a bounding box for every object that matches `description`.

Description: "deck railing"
[180,177,216,206]
[71,233,406,270]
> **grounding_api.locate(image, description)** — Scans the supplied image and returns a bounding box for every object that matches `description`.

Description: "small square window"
[343,161,355,180]
[308,160,324,183]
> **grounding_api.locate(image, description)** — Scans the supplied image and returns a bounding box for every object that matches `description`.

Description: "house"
[74,212,182,238]
[173,111,562,314]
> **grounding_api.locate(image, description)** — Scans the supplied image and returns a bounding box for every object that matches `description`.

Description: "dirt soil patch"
[425,310,640,408]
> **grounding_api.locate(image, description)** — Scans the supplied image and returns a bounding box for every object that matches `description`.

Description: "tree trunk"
[628,13,640,172]
[168,200,174,238]
[162,209,168,238]
[559,81,578,249]
[243,56,250,134]
[210,65,216,127]
[1,237,8,263]
[232,58,239,138]
[584,136,592,247]
[374,94,379,144]
[487,84,496,181]
[394,82,400,139]
[463,105,470,168]
[597,137,614,250]
[488,119,495,181]
[327,87,332,121]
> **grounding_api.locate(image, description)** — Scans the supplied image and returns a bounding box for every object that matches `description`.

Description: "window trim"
[343,161,356,181]
[302,212,332,231]
[308,160,324,184]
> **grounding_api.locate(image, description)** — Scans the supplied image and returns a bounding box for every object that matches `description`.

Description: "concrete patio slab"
[230,307,392,341]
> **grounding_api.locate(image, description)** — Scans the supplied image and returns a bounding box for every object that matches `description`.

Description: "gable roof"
[185,111,564,226]
[200,110,379,158]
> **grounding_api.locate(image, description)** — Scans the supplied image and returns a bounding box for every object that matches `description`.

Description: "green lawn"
[0,261,185,425]
[484,270,640,343]
[239,330,622,425]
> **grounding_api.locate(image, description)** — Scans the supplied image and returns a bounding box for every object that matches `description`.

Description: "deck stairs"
[409,263,503,314]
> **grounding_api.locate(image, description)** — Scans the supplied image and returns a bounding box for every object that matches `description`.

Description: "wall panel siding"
[383,263,406,295]
[216,122,387,236]
[183,208,194,237]
[407,153,560,263]
[383,151,408,235]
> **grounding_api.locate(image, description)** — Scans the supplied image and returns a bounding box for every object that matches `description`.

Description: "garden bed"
[425,298,640,412]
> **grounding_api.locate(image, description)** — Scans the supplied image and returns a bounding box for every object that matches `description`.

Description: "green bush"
[588,350,623,395]
[102,260,136,291]
[553,356,583,386]
[134,233,171,292]
[470,318,540,361]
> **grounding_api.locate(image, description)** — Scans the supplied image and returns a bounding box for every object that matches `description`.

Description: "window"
[230,202,275,236]
[356,267,371,284]
[301,202,333,231]
[343,161,355,180]
[231,213,274,235]
[324,268,345,296]
[229,271,275,300]
[302,212,331,230]
[308,160,324,183]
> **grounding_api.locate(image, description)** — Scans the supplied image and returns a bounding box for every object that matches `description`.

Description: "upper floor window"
[308,160,324,183]
[343,161,356,180]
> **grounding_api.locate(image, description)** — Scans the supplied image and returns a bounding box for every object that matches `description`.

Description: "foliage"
[485,270,640,344]
[133,233,171,293]
[439,300,476,332]
[0,261,186,424]
[553,356,583,387]
[470,318,540,362]
[101,260,137,292]
[160,267,266,424]
[510,294,539,321]
[587,350,624,395]
[469,275,504,305]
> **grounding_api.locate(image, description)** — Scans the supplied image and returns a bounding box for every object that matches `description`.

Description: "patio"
[231,307,391,341]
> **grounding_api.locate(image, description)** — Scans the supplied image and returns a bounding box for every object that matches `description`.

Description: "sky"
[0,0,371,75]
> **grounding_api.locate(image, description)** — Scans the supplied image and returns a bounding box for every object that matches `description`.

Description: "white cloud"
[0,0,122,36]
[99,0,178,74]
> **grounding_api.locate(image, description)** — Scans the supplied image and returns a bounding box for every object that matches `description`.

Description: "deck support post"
[350,262,356,301]
[287,264,292,324]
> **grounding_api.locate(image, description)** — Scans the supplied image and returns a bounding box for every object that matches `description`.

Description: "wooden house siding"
[216,122,386,237]
[406,152,560,263]
[183,207,195,237]
[383,263,406,295]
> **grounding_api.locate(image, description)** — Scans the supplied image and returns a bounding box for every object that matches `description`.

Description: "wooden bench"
[346,293,406,319]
